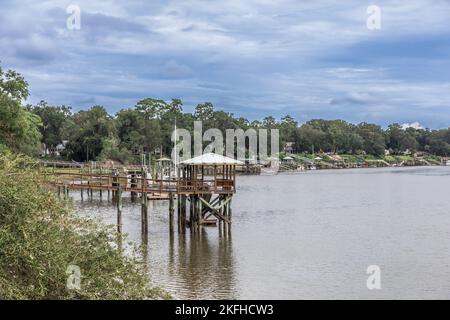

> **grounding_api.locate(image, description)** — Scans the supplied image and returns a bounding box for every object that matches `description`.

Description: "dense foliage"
[0,66,41,154]
[0,151,167,299]
[2,64,450,161]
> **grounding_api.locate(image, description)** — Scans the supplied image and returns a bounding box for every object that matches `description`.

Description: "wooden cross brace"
[199,195,232,223]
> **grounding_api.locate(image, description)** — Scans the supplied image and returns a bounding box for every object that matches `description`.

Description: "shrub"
[0,152,168,299]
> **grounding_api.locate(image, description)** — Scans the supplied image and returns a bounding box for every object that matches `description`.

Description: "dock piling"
[117,186,123,233]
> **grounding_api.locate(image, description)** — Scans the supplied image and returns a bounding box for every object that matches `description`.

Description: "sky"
[1,0,450,128]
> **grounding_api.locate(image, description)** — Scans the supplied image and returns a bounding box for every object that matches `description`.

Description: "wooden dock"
[41,153,243,237]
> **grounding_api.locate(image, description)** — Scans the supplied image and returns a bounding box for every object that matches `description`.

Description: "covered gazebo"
[178,153,243,194]
[156,156,174,179]
[176,153,243,229]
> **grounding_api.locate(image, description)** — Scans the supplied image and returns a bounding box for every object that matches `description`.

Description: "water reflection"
[160,225,236,299]
[74,192,237,299]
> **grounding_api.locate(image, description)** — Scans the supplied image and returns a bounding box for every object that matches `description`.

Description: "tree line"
[1,65,450,163]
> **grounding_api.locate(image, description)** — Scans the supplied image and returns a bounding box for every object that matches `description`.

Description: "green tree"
[428,129,450,156]
[386,123,418,154]
[280,115,298,149]
[65,106,114,161]
[0,65,42,153]
[135,98,168,120]
[357,122,386,156]
[29,101,72,151]
[262,116,277,128]
[297,124,327,153]
[194,102,214,122]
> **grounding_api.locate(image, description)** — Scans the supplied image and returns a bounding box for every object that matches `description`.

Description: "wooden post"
[87,173,91,200]
[80,169,83,187]
[177,195,181,230]
[190,196,195,229]
[183,195,188,229]
[228,198,232,223]
[117,186,123,233]
[108,174,111,200]
[112,173,117,202]
[169,192,174,230]
[141,170,149,239]
[197,196,202,227]
[181,195,187,231]
[131,174,137,202]
[189,195,194,228]
[141,185,148,238]
[64,185,69,200]
[99,168,103,199]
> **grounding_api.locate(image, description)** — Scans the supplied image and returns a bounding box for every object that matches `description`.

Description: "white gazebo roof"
[181,153,244,165]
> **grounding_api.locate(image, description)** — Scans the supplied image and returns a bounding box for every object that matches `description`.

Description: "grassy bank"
[0,151,168,299]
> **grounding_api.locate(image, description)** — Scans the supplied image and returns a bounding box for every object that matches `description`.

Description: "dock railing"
[43,171,235,195]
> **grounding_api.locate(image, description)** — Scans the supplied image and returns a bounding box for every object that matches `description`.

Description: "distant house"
[55,140,68,155]
[284,142,295,154]
[403,149,412,156]
[41,140,68,157]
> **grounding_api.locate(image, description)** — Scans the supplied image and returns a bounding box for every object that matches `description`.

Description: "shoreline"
[257,162,449,175]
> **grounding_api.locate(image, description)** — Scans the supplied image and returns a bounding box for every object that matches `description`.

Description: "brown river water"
[74,166,450,299]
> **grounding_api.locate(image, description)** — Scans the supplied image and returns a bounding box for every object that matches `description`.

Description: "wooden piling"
[140,170,149,239]
[180,195,184,230]
[108,174,111,200]
[130,174,137,202]
[64,185,69,200]
[189,195,194,228]
[177,195,181,230]
[191,196,197,231]
[228,198,232,223]
[141,187,148,238]
[169,192,174,229]
[117,186,123,233]
[99,168,103,199]
[182,195,187,229]
[197,196,202,227]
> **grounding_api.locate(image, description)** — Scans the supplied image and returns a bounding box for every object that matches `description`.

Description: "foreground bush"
[0,152,168,299]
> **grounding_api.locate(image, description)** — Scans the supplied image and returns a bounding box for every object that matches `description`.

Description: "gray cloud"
[0,0,449,128]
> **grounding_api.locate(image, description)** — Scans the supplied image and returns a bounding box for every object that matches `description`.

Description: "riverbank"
[273,153,448,172]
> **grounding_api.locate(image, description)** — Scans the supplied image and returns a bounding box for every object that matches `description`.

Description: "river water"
[74,166,450,299]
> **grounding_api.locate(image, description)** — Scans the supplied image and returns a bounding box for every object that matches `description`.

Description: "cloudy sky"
[1,0,450,128]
